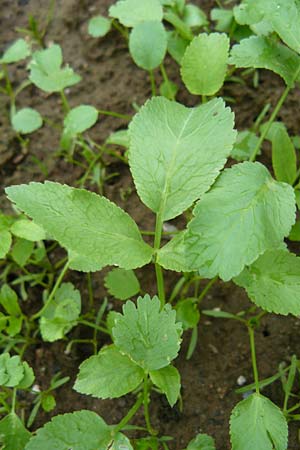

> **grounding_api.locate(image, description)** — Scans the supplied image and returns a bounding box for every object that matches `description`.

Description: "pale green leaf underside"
[186,433,216,450]
[150,365,180,407]
[129,96,236,221]
[159,162,295,281]
[24,411,112,450]
[104,268,140,300]
[234,0,300,54]
[0,413,31,450]
[181,33,229,96]
[109,0,163,27]
[5,182,153,272]
[12,108,43,134]
[0,39,31,64]
[230,394,288,450]
[74,345,144,399]
[129,21,167,71]
[234,249,300,316]
[113,295,182,371]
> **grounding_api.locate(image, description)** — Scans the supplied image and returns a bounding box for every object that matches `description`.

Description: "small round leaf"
[129,21,167,70]
[88,16,111,37]
[64,105,98,135]
[12,108,43,134]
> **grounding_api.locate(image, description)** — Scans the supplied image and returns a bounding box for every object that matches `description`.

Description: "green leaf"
[113,295,182,371]
[64,105,98,136]
[0,354,25,387]
[229,36,300,87]
[266,123,297,184]
[29,44,81,93]
[88,15,111,38]
[12,108,43,135]
[211,8,234,33]
[231,130,260,162]
[159,79,178,100]
[109,0,163,27]
[149,365,180,407]
[235,249,300,316]
[104,268,140,300]
[40,282,81,342]
[106,129,129,148]
[5,182,153,272]
[0,39,31,64]
[74,345,144,399]
[129,21,167,71]
[202,310,240,321]
[24,410,112,450]
[11,238,34,267]
[129,96,236,221]
[181,33,229,96]
[10,219,46,241]
[0,284,21,316]
[111,434,134,450]
[41,394,56,412]
[289,220,300,241]
[0,413,31,450]
[182,5,208,29]
[175,298,200,330]
[186,433,216,450]
[157,231,193,273]
[167,31,189,65]
[17,362,35,389]
[0,230,12,258]
[184,162,296,281]
[230,393,288,450]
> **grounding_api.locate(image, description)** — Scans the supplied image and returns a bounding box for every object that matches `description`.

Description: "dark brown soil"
[1,1,300,449]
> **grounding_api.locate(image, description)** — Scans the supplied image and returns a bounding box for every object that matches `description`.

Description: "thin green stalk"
[31,261,70,320]
[97,109,131,120]
[250,64,300,162]
[149,70,157,96]
[160,63,174,100]
[197,276,218,304]
[87,273,94,308]
[60,90,70,113]
[79,319,110,335]
[143,375,156,436]
[287,401,300,414]
[11,388,17,413]
[111,20,129,40]
[154,213,165,306]
[248,326,260,394]
[113,394,144,435]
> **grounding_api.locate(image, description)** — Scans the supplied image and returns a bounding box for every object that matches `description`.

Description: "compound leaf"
[184,162,295,281]
[24,410,112,450]
[129,96,236,221]
[186,433,216,450]
[5,182,153,272]
[64,105,98,136]
[235,249,300,316]
[74,345,144,399]
[230,393,288,450]
[0,39,31,64]
[0,413,31,450]
[29,44,81,93]
[12,108,43,135]
[104,268,140,300]
[181,33,229,96]
[109,0,163,27]
[129,21,167,71]
[229,36,300,87]
[113,295,182,371]
[0,230,12,259]
[149,365,180,407]
[88,16,111,38]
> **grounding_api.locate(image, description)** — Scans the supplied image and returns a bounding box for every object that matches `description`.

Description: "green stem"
[87,273,94,308]
[79,319,110,335]
[60,90,70,113]
[202,95,207,104]
[197,276,218,304]
[154,213,165,306]
[149,70,156,96]
[97,109,131,120]
[249,64,300,162]
[160,63,174,100]
[143,375,156,436]
[248,326,260,394]
[113,394,144,435]
[11,388,17,413]
[286,401,300,414]
[31,261,70,320]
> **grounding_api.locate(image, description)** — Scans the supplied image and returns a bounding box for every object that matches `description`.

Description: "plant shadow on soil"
[1,0,300,449]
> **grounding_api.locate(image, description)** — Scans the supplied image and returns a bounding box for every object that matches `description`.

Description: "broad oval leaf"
[129,96,236,221]
[88,15,111,38]
[113,295,182,371]
[186,433,216,450]
[74,345,144,399]
[229,36,300,87]
[184,162,296,281]
[129,21,167,71]
[109,0,163,27]
[0,413,31,450]
[24,410,112,450]
[64,105,98,135]
[10,219,46,241]
[235,249,300,316]
[181,33,229,96]
[0,39,31,64]
[149,365,180,407]
[29,44,81,93]
[12,108,43,135]
[104,268,140,300]
[5,182,153,272]
[230,394,288,450]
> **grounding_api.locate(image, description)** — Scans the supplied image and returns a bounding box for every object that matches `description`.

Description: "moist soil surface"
[1,1,300,449]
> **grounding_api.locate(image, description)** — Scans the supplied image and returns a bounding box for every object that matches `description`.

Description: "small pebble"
[237,375,247,386]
